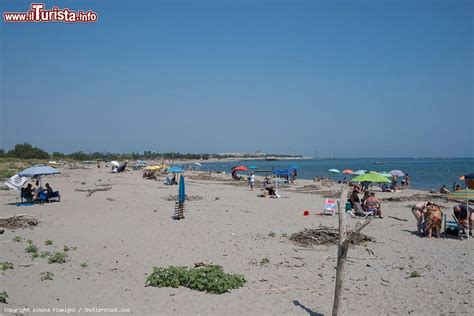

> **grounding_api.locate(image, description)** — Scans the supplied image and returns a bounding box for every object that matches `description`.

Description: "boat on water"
[265,156,277,161]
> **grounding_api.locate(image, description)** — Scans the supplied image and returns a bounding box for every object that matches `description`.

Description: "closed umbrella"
[351,173,391,183]
[178,175,186,204]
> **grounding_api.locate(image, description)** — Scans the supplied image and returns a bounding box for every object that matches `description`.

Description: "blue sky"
[1,0,472,157]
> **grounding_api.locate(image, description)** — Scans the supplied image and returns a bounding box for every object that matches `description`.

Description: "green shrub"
[48,252,67,264]
[409,271,421,278]
[259,258,270,266]
[25,244,38,253]
[0,291,8,304]
[0,262,14,271]
[40,272,54,281]
[40,251,51,259]
[45,240,53,245]
[63,245,70,252]
[146,265,245,294]
[13,236,22,242]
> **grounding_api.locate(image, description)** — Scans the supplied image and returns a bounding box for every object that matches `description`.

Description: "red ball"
[303,210,310,216]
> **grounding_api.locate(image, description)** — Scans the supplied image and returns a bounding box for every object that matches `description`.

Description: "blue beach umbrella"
[19,165,60,177]
[290,164,300,170]
[178,175,186,204]
[168,166,184,173]
[248,165,258,169]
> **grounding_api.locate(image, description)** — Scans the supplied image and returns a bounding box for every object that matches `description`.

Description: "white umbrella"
[389,170,405,177]
[353,170,367,176]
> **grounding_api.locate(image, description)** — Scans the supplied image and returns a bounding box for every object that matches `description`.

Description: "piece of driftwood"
[0,215,38,229]
[75,187,112,197]
[332,188,373,316]
[388,216,408,222]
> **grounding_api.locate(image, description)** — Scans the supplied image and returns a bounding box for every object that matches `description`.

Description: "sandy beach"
[1,166,473,315]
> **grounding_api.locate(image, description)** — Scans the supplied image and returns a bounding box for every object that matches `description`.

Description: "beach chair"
[48,191,61,202]
[20,191,33,203]
[323,199,337,215]
[36,191,48,204]
[443,214,467,239]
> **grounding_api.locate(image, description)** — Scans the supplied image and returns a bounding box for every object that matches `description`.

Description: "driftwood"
[289,227,374,247]
[332,187,373,316]
[388,216,408,222]
[75,187,112,197]
[0,215,38,229]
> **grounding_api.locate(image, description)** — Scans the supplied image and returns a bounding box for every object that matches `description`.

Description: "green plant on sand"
[45,240,53,245]
[0,262,14,271]
[48,252,67,264]
[0,291,8,304]
[40,272,54,281]
[259,258,270,266]
[13,236,22,242]
[25,244,38,253]
[146,265,245,294]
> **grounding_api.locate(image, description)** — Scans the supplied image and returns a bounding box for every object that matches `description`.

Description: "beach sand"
[1,167,472,315]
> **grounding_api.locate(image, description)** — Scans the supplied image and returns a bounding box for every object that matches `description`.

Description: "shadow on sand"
[293,300,325,316]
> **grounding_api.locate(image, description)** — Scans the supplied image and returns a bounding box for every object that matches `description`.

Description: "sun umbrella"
[232,166,249,172]
[328,169,340,174]
[447,189,474,239]
[389,170,405,177]
[353,170,367,176]
[168,166,184,173]
[19,165,60,178]
[145,165,161,171]
[248,165,258,169]
[342,169,353,174]
[380,172,393,178]
[351,173,391,183]
[459,175,465,180]
[178,175,185,204]
[464,173,474,179]
[110,161,120,167]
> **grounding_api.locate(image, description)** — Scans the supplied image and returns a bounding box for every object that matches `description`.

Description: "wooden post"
[332,187,373,316]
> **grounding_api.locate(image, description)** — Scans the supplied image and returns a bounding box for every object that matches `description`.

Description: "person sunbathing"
[363,192,382,218]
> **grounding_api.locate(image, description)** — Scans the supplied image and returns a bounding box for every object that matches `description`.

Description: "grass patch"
[13,236,22,242]
[80,262,88,268]
[0,262,14,271]
[259,258,270,266]
[25,244,38,253]
[45,240,53,245]
[408,271,421,278]
[48,252,67,264]
[146,265,246,294]
[40,251,51,259]
[268,231,276,238]
[0,291,8,304]
[40,272,54,281]
[63,245,70,252]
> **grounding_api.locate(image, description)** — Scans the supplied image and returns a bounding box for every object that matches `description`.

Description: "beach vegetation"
[268,231,276,238]
[40,272,54,281]
[408,271,421,278]
[45,240,53,245]
[80,262,88,268]
[13,236,22,242]
[63,245,70,252]
[0,291,8,304]
[259,258,270,266]
[48,252,67,264]
[40,251,51,259]
[0,262,14,271]
[146,265,246,294]
[25,244,38,253]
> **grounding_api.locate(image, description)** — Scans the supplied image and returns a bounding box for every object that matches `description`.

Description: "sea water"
[200,158,474,191]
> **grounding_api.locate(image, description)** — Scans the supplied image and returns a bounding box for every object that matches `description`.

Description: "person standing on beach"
[412,202,429,235]
[248,172,255,191]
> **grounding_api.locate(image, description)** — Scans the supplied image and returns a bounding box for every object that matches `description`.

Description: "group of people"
[439,182,465,194]
[411,202,473,238]
[348,189,383,218]
[21,180,60,203]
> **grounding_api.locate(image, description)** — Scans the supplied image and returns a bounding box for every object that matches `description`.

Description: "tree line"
[0,143,211,161]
